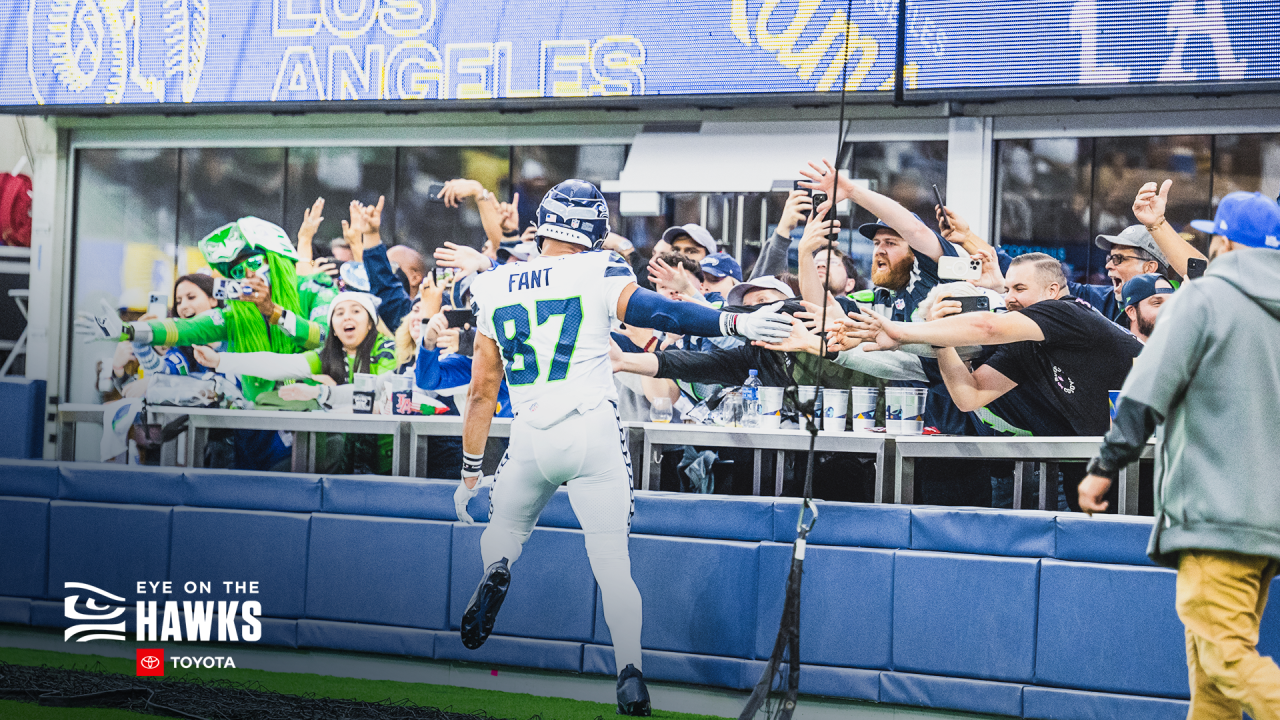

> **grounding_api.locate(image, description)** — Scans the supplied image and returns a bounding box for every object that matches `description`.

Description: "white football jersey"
[472,250,636,422]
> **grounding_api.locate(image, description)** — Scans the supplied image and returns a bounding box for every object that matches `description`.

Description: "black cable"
[739,0,855,715]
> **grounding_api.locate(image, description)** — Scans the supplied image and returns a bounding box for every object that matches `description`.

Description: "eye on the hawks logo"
[136,648,164,676]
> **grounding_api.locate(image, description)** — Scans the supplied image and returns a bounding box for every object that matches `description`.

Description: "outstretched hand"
[798,158,856,204]
[752,317,824,355]
[297,197,324,263]
[434,241,492,275]
[843,310,902,352]
[1133,180,1171,228]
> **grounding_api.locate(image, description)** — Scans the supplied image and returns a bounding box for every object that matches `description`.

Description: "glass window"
[1212,134,1280,202]
[70,148,180,403]
[178,148,285,267]
[285,147,396,259]
[996,138,1094,281]
[511,145,626,229]
[394,146,510,256]
[851,140,949,228]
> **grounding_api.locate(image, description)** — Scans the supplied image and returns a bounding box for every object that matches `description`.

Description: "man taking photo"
[1078,191,1280,720]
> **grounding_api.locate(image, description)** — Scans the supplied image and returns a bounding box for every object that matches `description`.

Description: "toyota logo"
[140,655,160,670]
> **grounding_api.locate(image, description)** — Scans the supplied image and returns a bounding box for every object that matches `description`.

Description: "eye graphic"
[63,582,128,642]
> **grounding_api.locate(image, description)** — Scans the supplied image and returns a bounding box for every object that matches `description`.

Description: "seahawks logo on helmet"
[534,180,611,250]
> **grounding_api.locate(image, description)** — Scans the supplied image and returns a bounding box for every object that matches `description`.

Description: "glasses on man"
[229,254,267,279]
[1105,253,1141,267]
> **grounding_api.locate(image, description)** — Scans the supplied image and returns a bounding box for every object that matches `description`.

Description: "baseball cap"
[726,275,795,307]
[1121,273,1175,310]
[858,218,898,240]
[497,240,537,263]
[1094,225,1169,266]
[661,224,717,255]
[1200,191,1280,249]
[700,252,743,281]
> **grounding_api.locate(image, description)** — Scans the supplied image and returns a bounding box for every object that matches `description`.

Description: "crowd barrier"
[0,378,45,460]
[3,460,1275,719]
[54,404,1153,513]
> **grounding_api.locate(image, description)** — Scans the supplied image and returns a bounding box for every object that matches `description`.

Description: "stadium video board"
[2,0,1277,113]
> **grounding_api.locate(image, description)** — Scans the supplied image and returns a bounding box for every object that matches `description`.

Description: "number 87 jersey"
[470,249,636,423]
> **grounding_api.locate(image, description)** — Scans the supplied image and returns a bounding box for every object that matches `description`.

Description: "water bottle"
[742,369,762,428]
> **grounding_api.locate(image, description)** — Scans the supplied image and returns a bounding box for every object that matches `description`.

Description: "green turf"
[0,647,726,720]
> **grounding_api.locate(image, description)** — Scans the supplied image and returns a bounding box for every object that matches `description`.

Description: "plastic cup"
[849,387,878,431]
[822,388,849,432]
[1109,390,1121,423]
[796,385,820,428]
[885,387,927,435]
[756,387,784,429]
[390,374,412,392]
[353,373,376,392]
[650,397,673,423]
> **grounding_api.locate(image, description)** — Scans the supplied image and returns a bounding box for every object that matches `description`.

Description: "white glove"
[726,301,792,342]
[454,475,492,524]
[75,299,126,343]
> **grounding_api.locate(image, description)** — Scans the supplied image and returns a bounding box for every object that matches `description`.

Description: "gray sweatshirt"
[1092,248,1280,568]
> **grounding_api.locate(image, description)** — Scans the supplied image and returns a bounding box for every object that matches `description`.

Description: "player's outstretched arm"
[615,283,792,342]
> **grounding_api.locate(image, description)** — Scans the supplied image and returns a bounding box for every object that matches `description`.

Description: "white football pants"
[480,401,643,673]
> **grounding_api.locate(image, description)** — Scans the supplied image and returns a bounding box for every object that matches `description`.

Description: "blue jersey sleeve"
[364,244,415,330]
[623,286,725,337]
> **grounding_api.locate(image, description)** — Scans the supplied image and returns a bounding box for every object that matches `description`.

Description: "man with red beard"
[800,160,959,322]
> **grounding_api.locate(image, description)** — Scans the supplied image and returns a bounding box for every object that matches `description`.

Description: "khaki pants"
[1176,550,1280,720]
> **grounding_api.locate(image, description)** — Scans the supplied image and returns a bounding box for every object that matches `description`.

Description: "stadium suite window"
[286,147,396,258]
[995,135,1280,283]
[69,148,181,404]
[395,146,510,257]
[178,148,286,254]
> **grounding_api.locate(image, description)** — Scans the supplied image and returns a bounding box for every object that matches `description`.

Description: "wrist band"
[122,323,136,342]
[1085,456,1119,482]
[462,452,484,476]
[642,337,658,352]
[720,312,739,337]
[1145,218,1166,233]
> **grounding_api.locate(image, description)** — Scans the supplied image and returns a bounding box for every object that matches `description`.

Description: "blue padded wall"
[880,671,1024,717]
[893,551,1040,683]
[297,619,435,658]
[321,477,466,521]
[912,508,1055,558]
[773,501,911,548]
[58,464,186,506]
[0,497,48,598]
[169,507,310,618]
[1035,560,1188,698]
[1054,515,1157,567]
[1022,686,1189,720]
[595,534,758,658]
[755,543,894,668]
[0,378,45,459]
[185,469,321,513]
[582,644,762,690]
[48,501,171,604]
[306,513,451,630]
[0,460,59,497]
[794,664,880,702]
[450,525,596,643]
[633,493,773,541]
[0,595,30,625]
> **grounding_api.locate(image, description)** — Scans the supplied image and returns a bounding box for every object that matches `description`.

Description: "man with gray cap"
[1082,224,1169,324]
[661,223,717,262]
[1079,190,1280,719]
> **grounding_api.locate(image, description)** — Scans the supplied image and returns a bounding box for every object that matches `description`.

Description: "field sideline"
[0,646,723,720]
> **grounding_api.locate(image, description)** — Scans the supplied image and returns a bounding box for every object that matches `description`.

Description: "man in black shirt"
[842,253,1143,506]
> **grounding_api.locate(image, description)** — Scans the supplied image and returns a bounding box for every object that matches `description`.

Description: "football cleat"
[616,663,652,716]
[460,558,511,650]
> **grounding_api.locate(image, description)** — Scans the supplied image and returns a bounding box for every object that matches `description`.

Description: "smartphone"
[212,278,249,300]
[956,296,990,313]
[810,191,829,219]
[932,184,950,230]
[425,181,447,203]
[147,292,167,318]
[434,266,457,284]
[1185,257,1207,279]
[444,308,475,328]
[938,255,983,281]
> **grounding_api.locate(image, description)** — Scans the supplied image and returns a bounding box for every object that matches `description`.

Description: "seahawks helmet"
[535,179,611,250]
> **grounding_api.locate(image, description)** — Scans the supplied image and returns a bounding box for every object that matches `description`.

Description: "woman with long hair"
[199,292,398,474]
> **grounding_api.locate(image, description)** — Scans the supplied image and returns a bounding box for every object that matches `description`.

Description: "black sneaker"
[460,558,511,650]
[616,663,651,716]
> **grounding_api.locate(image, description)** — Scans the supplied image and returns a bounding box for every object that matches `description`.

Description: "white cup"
[885,387,927,435]
[756,387,784,429]
[822,388,849,432]
[849,387,878,431]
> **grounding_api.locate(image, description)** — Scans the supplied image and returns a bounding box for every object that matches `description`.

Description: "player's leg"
[463,428,558,650]
[564,403,649,715]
